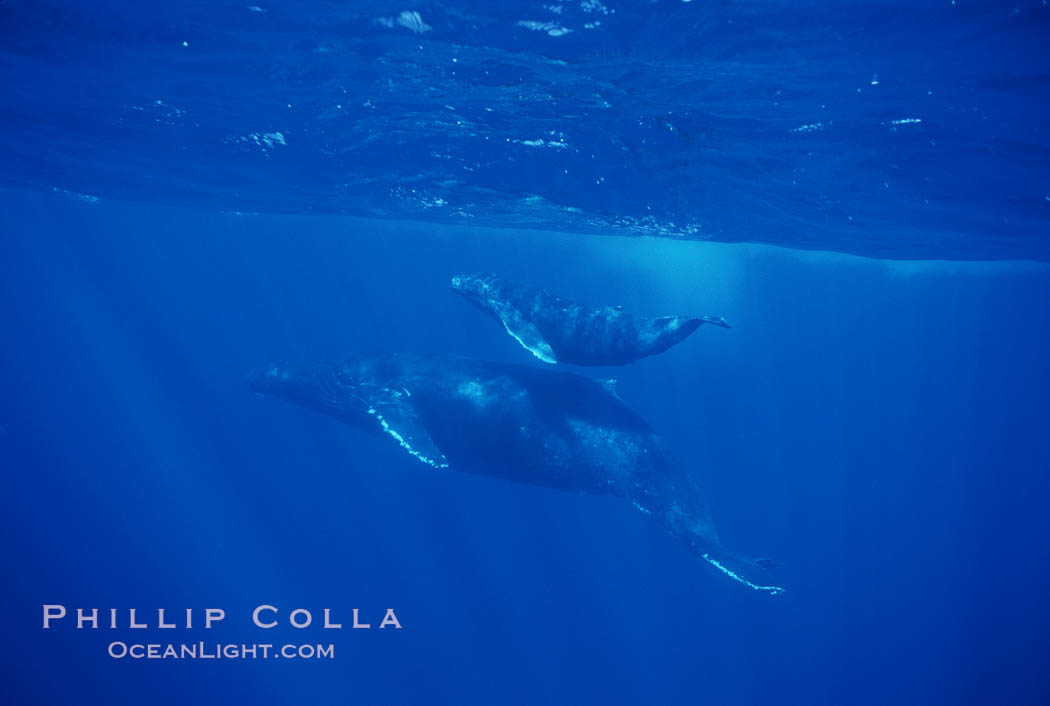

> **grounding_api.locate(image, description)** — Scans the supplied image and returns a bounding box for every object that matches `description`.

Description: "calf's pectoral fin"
[494,304,557,364]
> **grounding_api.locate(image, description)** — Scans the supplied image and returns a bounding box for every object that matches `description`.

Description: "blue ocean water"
[2,1,1050,705]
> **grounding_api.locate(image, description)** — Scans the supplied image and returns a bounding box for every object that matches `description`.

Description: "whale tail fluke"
[645,315,730,354]
[659,498,784,595]
[696,314,731,329]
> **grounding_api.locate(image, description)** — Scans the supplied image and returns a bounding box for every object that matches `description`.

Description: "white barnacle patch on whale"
[456,379,491,405]
[567,418,639,483]
[701,553,784,596]
[456,378,526,410]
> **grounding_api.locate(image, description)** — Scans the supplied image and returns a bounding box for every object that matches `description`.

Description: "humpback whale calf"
[450,273,730,366]
[250,354,782,594]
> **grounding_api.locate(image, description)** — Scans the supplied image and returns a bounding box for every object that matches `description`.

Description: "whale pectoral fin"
[368,400,449,469]
[494,305,557,364]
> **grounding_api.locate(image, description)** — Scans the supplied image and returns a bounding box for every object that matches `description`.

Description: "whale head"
[251,355,450,469]
[248,361,378,431]
[450,273,501,311]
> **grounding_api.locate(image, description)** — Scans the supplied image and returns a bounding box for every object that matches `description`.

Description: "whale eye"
[335,369,359,388]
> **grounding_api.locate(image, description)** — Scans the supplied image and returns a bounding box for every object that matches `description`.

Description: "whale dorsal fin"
[598,377,625,401]
[367,394,449,469]
[491,302,557,364]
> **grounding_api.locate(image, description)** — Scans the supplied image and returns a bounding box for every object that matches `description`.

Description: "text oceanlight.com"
[107,642,335,660]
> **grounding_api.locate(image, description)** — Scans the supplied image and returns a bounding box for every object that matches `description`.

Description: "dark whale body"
[451,273,730,366]
[250,353,781,594]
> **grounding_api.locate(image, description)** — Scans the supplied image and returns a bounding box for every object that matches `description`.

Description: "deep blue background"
[1,189,1049,704]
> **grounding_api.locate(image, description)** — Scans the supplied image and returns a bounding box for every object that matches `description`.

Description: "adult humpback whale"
[451,273,730,366]
[250,354,782,594]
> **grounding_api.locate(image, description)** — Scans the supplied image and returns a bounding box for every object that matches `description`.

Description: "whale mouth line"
[702,553,785,596]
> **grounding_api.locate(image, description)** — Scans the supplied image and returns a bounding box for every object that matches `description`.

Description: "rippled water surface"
[2,0,1048,259]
